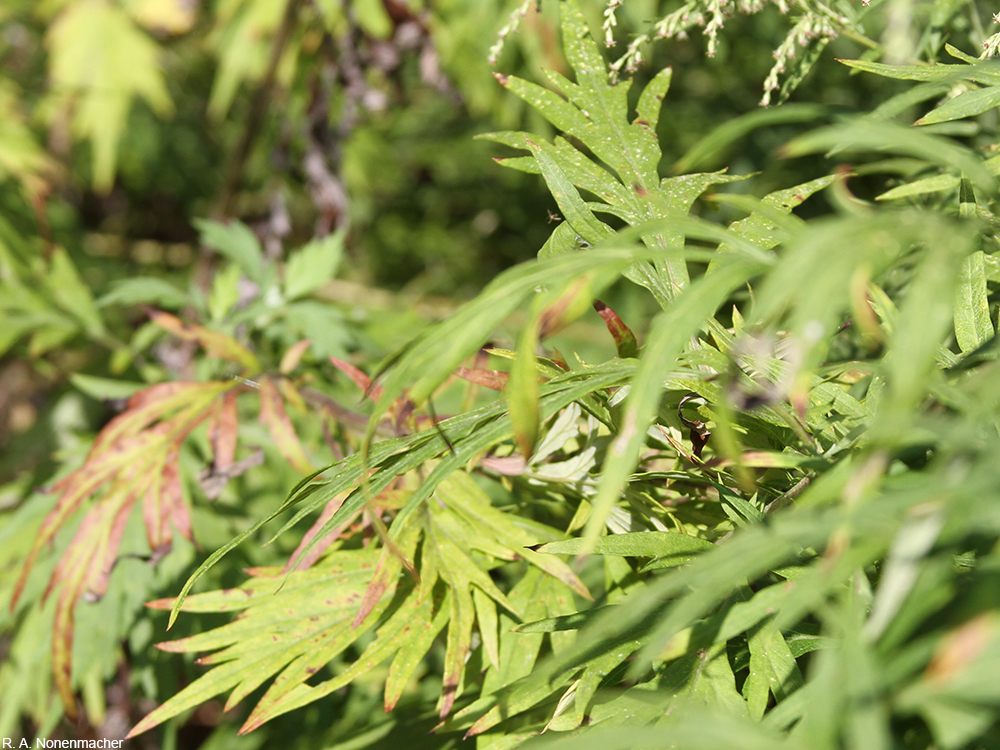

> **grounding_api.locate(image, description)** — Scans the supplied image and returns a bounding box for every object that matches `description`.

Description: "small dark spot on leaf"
[633,183,648,197]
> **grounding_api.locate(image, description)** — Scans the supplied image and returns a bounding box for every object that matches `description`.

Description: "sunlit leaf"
[47,1,172,191]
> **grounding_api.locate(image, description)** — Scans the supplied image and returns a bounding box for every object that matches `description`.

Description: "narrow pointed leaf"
[581,258,761,553]
[593,300,638,358]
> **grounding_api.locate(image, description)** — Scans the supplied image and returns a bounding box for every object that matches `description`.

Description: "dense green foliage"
[4,0,1000,748]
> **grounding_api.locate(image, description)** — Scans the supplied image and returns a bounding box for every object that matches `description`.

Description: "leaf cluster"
[6,1,1000,750]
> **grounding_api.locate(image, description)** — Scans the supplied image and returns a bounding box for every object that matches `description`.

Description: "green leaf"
[194,219,265,282]
[954,247,991,354]
[526,138,614,247]
[70,374,146,401]
[744,621,804,720]
[47,1,172,191]
[580,256,762,553]
[838,58,1000,85]
[635,66,673,135]
[538,221,583,259]
[534,531,714,560]
[877,173,960,201]
[711,175,837,267]
[131,550,383,737]
[474,587,500,671]
[367,238,664,421]
[206,0,287,119]
[781,119,995,193]
[687,641,750,718]
[514,606,615,634]
[920,698,996,750]
[352,0,392,39]
[208,263,242,322]
[284,230,344,301]
[48,248,105,338]
[510,306,541,460]
[97,278,188,309]
[916,85,1000,126]
[875,228,970,438]
[557,0,660,192]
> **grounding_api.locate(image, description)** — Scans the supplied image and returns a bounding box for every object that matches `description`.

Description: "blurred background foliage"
[2,0,1000,748]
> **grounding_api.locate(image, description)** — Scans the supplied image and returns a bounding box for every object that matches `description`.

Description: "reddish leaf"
[352,547,400,629]
[284,493,354,573]
[329,357,384,401]
[926,614,998,682]
[437,587,475,718]
[94,382,220,454]
[11,379,239,717]
[258,378,313,474]
[352,522,422,628]
[549,348,569,370]
[208,390,239,472]
[455,367,509,391]
[330,357,417,433]
[51,492,133,719]
[142,448,190,549]
[11,381,234,612]
[593,300,639,358]
[478,455,528,476]
[149,309,260,371]
[279,339,311,374]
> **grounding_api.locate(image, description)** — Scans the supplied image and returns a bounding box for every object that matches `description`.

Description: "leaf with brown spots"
[129,471,590,734]
[128,549,382,738]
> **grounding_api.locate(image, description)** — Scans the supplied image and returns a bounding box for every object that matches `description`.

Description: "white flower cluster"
[488,0,536,66]
[488,1,997,104]
[760,11,838,105]
[601,0,843,89]
[982,12,1000,59]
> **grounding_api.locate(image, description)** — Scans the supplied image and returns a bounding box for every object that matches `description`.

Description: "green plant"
[0,218,367,734]
[7,0,1000,748]
[85,1,1000,748]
